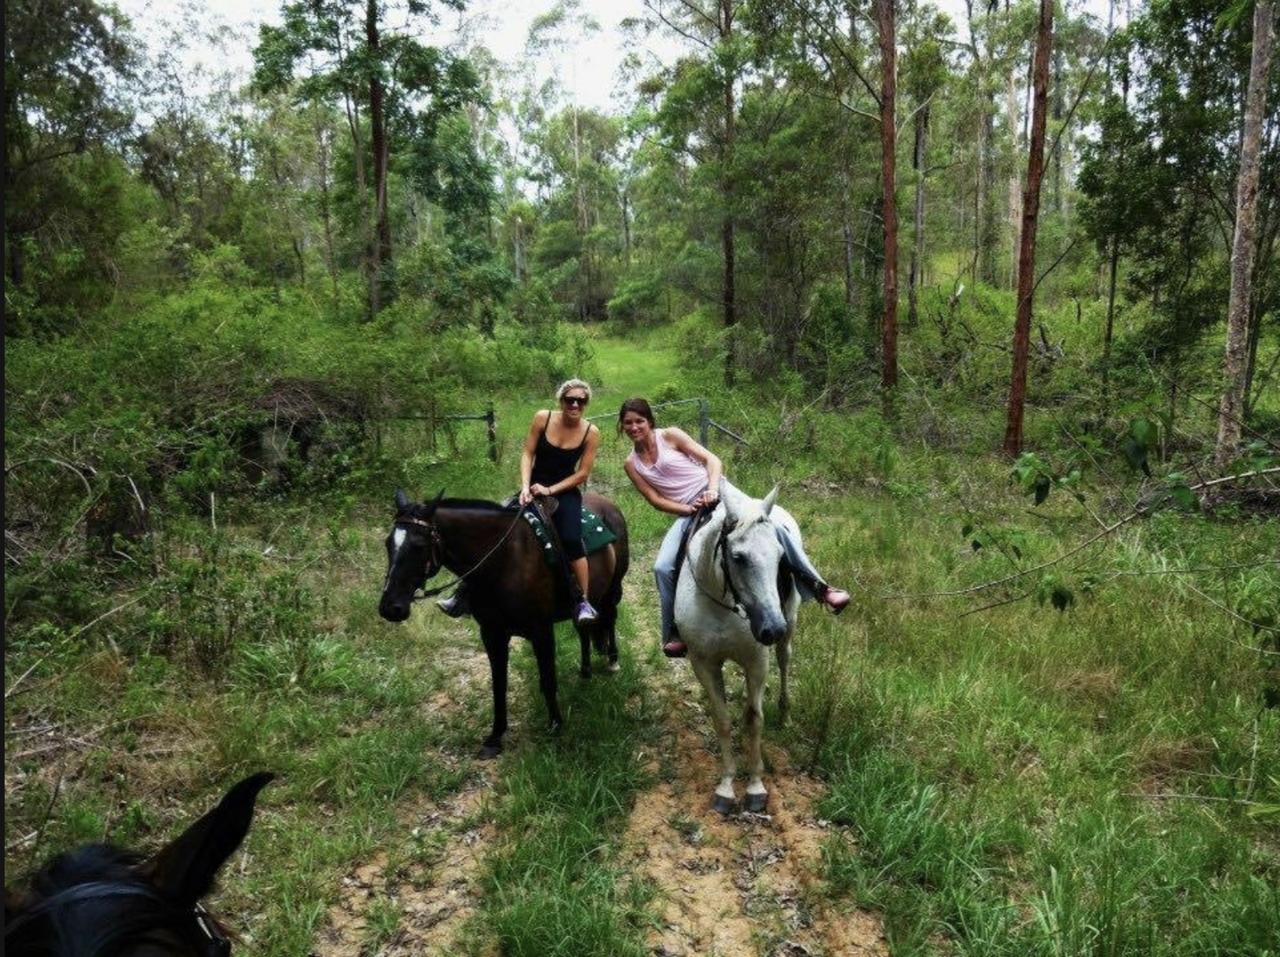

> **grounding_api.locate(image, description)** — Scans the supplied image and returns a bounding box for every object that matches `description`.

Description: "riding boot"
[436,583,471,618]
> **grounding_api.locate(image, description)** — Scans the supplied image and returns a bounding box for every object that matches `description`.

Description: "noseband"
[4,880,232,956]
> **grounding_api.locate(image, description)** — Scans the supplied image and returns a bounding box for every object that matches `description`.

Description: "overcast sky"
[114,0,1117,111]
[114,0,673,111]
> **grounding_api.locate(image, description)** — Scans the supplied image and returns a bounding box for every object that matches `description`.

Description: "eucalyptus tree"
[1080,0,1280,433]
[901,3,952,328]
[253,0,478,317]
[1002,0,1053,456]
[1216,0,1275,470]
[4,0,137,332]
[643,0,748,385]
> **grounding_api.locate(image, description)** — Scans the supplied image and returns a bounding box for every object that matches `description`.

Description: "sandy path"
[620,632,886,957]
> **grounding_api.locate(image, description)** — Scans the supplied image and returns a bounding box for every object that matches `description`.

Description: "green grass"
[6,324,1278,956]
[476,607,657,957]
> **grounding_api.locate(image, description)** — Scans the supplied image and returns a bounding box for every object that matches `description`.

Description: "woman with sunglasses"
[440,379,602,625]
[618,397,850,657]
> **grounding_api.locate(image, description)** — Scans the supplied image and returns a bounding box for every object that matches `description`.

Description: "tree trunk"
[1215,0,1274,470]
[1002,0,1053,456]
[908,102,927,327]
[721,0,737,387]
[367,0,391,316]
[877,0,898,393]
[315,119,339,308]
[1102,237,1119,403]
[1051,35,1064,212]
[1007,65,1021,289]
[621,189,632,270]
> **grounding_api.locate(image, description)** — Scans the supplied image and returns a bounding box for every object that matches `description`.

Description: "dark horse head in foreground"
[5,773,272,957]
[379,490,629,757]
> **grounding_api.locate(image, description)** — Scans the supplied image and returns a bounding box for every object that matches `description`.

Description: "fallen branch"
[886,468,1280,600]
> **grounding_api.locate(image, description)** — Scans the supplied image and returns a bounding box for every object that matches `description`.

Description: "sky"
[114,0,1118,111]
[114,0,676,111]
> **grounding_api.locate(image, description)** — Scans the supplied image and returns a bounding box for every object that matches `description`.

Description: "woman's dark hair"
[617,397,656,435]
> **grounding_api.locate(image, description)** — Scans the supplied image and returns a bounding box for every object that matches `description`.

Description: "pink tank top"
[627,430,708,505]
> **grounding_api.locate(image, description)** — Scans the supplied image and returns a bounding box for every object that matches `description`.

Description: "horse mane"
[438,497,517,513]
[10,845,196,957]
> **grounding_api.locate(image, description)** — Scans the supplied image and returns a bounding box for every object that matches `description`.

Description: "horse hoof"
[579,667,592,680]
[549,720,563,736]
[712,794,736,816]
[744,792,768,813]
[478,744,502,760]
[606,660,620,674]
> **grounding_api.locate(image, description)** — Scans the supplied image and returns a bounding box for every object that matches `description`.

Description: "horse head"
[379,489,445,623]
[717,480,789,646]
[4,772,273,957]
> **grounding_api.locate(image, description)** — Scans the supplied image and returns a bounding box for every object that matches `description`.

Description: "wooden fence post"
[486,405,497,462]
[698,399,710,447]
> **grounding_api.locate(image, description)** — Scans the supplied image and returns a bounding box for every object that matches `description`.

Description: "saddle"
[518,495,617,569]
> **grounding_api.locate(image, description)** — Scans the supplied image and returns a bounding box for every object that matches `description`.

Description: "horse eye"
[732,552,748,564]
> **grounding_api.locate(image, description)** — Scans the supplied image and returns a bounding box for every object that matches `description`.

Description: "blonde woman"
[439,379,602,624]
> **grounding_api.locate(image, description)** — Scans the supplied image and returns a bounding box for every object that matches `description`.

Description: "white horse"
[675,479,801,814]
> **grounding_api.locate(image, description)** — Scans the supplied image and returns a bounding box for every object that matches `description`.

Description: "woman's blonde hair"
[555,378,593,402]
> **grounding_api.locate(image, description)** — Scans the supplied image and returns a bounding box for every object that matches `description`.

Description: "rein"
[395,505,528,602]
[682,509,750,620]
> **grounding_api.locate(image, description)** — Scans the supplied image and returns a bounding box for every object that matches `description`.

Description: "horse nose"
[379,597,410,622]
[757,625,781,646]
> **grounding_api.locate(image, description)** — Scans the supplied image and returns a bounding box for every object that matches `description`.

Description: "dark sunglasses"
[561,395,589,407]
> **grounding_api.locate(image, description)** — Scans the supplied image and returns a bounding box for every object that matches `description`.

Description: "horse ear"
[721,480,741,524]
[761,485,779,517]
[142,772,273,906]
[425,488,445,517]
[395,489,410,512]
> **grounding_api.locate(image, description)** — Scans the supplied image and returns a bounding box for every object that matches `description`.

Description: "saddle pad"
[523,506,617,567]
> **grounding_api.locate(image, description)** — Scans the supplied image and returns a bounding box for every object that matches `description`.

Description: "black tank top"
[531,413,590,487]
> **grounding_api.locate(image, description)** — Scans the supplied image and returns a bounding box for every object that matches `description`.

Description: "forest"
[5,0,1279,953]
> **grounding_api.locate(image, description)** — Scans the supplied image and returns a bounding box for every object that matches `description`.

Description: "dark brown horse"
[4,772,272,957]
[378,490,629,757]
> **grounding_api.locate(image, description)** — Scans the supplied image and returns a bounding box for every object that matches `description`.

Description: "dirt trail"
[311,618,503,957]
[313,542,885,956]
[311,777,497,957]
[621,653,886,957]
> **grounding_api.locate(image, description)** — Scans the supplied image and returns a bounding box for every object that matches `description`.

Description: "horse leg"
[743,654,769,813]
[602,601,620,673]
[774,634,792,726]
[690,655,737,815]
[532,625,564,734]
[577,622,592,679]
[481,625,510,759]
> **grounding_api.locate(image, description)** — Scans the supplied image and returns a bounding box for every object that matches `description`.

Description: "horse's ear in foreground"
[678,482,798,814]
[5,772,273,956]
[379,490,629,757]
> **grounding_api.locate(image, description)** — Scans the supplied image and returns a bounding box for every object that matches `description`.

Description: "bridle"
[683,509,753,621]
[3,880,231,956]
[389,505,527,602]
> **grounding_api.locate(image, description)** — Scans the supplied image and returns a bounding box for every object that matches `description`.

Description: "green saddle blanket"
[522,505,617,567]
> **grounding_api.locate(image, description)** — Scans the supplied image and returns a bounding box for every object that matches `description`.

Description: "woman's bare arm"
[624,458,697,516]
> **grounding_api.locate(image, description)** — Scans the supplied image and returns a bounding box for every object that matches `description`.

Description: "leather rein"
[682,506,751,621]
[393,505,528,602]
